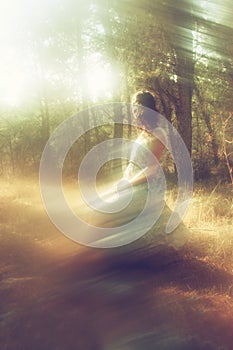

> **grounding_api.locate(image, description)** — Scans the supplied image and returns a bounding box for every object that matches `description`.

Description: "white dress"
[95,128,189,258]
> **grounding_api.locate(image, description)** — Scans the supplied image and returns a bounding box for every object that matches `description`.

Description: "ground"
[0,177,233,350]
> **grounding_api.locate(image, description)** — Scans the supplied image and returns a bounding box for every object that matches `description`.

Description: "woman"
[106,90,188,257]
[95,91,188,255]
[118,90,167,190]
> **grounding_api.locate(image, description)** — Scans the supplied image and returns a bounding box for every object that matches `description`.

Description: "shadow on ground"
[1,181,233,349]
[1,230,233,350]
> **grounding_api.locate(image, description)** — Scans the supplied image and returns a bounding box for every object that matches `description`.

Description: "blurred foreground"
[0,177,233,349]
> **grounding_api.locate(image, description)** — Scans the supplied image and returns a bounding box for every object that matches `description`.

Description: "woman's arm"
[118,128,166,191]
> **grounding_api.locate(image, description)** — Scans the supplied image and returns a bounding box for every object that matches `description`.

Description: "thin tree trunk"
[112,103,124,177]
[175,53,194,156]
[8,135,15,175]
[195,86,219,166]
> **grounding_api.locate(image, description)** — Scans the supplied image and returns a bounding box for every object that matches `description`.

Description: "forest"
[0,0,232,182]
[0,1,233,349]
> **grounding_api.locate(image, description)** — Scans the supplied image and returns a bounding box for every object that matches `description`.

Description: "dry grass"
[0,177,233,349]
[166,181,233,271]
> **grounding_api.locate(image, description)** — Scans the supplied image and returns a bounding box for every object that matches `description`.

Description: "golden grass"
[166,181,232,227]
[165,181,233,276]
[0,177,233,349]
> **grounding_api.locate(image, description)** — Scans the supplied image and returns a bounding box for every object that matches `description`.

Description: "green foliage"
[0,1,232,182]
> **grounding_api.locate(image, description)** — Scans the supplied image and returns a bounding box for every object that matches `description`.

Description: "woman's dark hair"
[132,90,158,130]
[132,90,158,112]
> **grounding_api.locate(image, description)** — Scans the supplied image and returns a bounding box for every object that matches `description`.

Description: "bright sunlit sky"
[0,1,34,106]
[0,0,231,107]
[0,0,119,107]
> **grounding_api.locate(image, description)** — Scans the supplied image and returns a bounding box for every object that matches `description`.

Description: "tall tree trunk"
[195,86,219,166]
[175,55,194,155]
[166,0,195,155]
[76,21,91,157]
